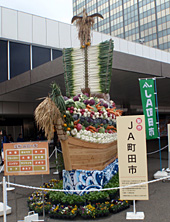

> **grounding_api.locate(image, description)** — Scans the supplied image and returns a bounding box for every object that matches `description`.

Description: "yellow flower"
[63,123,67,127]
[63,115,66,118]
[67,127,71,131]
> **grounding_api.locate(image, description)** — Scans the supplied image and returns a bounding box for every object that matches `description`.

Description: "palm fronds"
[50,82,66,114]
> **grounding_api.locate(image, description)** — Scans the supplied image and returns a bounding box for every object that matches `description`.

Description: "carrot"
[96,102,101,107]
[114,112,121,116]
[109,111,115,114]
[107,107,117,112]
[87,108,92,112]
[89,126,97,131]
[97,106,104,110]
[116,109,123,112]
[74,119,80,125]
[106,125,117,130]
[87,105,94,109]
[89,129,95,133]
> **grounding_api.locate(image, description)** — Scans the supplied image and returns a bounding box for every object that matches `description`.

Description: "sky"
[0,0,73,24]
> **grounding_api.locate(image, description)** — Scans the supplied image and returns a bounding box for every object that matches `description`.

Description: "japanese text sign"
[117,115,149,200]
[139,79,158,140]
[4,141,49,176]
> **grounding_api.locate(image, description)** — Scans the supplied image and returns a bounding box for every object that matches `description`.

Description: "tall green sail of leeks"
[63,39,114,97]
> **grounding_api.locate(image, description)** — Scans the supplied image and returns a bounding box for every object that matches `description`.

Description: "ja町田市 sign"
[117,115,149,200]
[139,79,158,140]
[4,141,49,176]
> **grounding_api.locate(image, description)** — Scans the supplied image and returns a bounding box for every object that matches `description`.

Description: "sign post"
[2,141,49,220]
[3,176,7,222]
[3,141,49,176]
[168,124,170,169]
[165,124,170,178]
[139,79,158,140]
[139,78,164,177]
[6,176,15,191]
[117,115,149,220]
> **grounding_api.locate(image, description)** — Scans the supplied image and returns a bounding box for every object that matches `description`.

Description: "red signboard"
[4,141,49,176]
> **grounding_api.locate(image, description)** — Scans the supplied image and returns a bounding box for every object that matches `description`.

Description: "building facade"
[0,6,170,141]
[73,0,170,51]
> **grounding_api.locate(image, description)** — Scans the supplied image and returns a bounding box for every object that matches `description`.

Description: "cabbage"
[75,101,86,109]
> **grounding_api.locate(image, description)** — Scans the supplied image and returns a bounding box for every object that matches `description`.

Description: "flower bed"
[110,200,130,213]
[49,205,78,219]
[27,173,130,219]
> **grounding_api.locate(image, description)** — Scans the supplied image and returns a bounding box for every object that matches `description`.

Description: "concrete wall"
[0,6,170,64]
[0,101,37,115]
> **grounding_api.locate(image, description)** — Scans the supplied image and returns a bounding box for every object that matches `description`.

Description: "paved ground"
[0,138,170,222]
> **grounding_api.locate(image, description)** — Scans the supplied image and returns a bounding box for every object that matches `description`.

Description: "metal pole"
[41,175,45,221]
[14,176,18,222]
[154,78,162,171]
[7,41,10,80]
[3,177,7,222]
[133,200,136,214]
[30,45,33,70]
[55,146,59,174]
[7,176,10,188]
[6,176,15,191]
[168,125,170,169]
[53,146,59,175]
[139,77,166,80]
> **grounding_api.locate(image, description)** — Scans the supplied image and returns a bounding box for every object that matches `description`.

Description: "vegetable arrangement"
[63,40,114,97]
[62,93,122,143]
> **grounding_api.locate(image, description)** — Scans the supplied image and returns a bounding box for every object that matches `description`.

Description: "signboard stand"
[41,175,45,222]
[153,78,165,178]
[139,77,166,178]
[126,200,145,220]
[117,115,148,220]
[3,142,49,176]
[0,177,12,218]
[6,176,15,191]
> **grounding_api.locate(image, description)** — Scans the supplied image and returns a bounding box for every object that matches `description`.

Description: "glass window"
[53,49,62,60]
[10,42,30,78]
[32,46,51,68]
[0,40,8,82]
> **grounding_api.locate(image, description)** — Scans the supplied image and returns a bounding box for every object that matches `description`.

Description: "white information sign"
[117,115,149,200]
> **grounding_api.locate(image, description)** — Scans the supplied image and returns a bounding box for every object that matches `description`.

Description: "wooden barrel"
[61,136,117,171]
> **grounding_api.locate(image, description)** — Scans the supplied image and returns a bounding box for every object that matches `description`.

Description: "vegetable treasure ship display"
[35,9,122,171]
